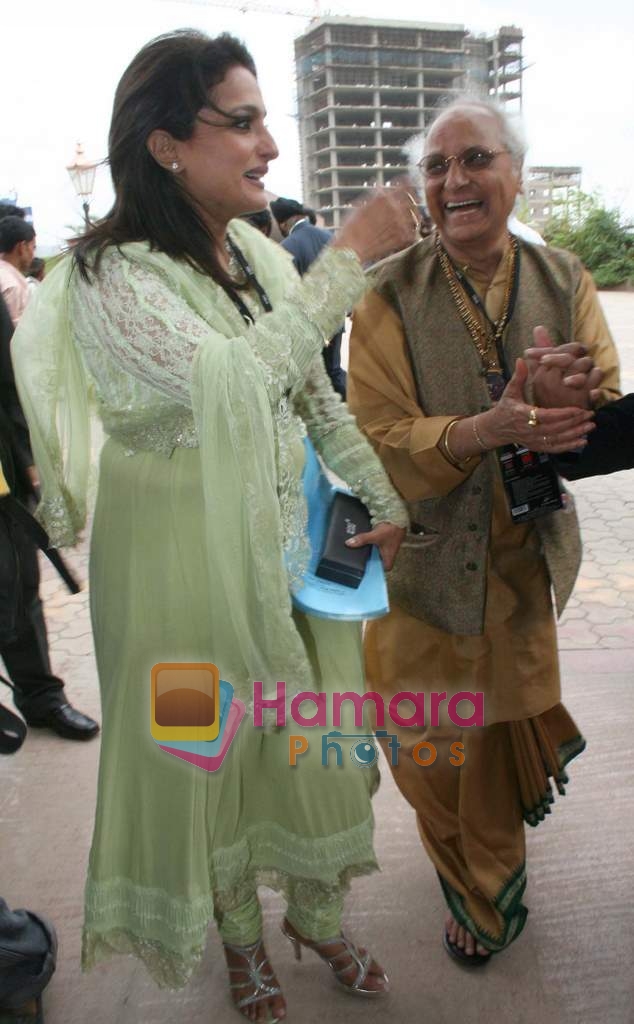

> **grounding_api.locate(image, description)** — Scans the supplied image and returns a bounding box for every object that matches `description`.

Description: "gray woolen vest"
[371,237,583,635]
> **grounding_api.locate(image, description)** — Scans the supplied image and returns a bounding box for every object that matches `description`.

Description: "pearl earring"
[171,161,180,172]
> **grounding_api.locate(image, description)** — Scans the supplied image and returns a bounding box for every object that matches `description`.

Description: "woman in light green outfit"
[12,30,418,1023]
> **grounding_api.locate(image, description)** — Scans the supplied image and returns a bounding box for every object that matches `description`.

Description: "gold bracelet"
[472,415,489,452]
[443,419,472,467]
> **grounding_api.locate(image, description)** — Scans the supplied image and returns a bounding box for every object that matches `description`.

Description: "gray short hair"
[406,94,527,183]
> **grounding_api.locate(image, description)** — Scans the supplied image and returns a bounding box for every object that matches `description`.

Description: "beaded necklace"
[435,232,520,402]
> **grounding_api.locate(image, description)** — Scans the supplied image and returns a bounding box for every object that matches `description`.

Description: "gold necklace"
[435,233,518,372]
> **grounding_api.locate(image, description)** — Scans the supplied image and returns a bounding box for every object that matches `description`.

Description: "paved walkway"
[1,293,633,1024]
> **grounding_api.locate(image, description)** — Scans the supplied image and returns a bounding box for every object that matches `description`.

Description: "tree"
[544,192,634,288]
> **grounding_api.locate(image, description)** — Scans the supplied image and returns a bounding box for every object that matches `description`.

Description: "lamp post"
[66,142,98,229]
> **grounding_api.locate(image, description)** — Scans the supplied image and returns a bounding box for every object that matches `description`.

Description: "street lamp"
[66,142,98,229]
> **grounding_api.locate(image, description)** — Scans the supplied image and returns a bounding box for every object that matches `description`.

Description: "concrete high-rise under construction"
[294,17,523,226]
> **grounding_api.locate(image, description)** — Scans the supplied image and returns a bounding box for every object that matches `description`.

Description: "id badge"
[498,446,563,523]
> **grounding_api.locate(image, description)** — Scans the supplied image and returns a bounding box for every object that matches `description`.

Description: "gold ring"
[528,407,539,428]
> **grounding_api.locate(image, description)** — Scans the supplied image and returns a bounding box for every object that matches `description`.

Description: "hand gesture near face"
[332,184,420,266]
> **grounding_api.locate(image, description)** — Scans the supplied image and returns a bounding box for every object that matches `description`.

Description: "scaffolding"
[295,17,524,226]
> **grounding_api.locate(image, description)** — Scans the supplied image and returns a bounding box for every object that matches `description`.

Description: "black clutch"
[315,492,372,589]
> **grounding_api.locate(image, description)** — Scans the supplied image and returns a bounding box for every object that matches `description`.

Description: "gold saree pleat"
[379,704,585,951]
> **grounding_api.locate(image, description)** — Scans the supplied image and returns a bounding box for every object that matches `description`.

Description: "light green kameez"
[12,220,407,988]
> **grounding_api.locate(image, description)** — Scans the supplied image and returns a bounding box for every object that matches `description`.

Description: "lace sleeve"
[72,246,367,407]
[293,357,409,528]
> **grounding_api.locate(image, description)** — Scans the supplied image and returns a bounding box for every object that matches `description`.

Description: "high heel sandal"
[223,938,284,1023]
[280,918,389,998]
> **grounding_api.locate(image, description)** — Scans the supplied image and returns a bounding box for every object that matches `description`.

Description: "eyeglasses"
[419,147,508,179]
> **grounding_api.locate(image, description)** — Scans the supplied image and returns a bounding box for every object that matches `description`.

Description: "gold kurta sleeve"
[348,289,481,502]
[573,268,620,404]
[353,266,562,727]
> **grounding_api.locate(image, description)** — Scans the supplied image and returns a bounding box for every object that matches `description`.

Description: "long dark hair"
[73,30,256,285]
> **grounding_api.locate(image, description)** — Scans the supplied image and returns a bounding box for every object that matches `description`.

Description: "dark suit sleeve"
[0,294,33,473]
[556,395,634,479]
[281,236,309,276]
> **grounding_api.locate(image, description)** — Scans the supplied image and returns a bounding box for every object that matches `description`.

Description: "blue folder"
[291,438,389,622]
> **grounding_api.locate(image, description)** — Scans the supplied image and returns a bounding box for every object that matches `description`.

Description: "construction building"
[294,17,523,226]
[525,166,583,230]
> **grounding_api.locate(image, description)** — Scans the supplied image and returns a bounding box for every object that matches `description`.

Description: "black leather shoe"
[25,703,100,741]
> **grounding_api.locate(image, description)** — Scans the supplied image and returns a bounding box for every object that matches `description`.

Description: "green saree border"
[438,862,528,953]
[523,732,586,828]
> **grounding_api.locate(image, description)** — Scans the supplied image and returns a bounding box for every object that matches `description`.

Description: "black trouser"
[322,329,347,400]
[0,517,64,720]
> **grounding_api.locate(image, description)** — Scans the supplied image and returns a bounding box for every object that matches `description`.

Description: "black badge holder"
[457,247,564,526]
[498,446,563,523]
[315,492,372,589]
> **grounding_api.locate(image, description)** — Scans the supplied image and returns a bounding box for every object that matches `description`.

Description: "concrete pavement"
[1,293,633,1024]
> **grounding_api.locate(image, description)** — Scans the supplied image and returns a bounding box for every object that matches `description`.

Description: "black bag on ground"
[0,903,57,1022]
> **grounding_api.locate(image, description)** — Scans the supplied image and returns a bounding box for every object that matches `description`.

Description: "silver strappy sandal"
[280,918,389,998]
[224,938,284,1023]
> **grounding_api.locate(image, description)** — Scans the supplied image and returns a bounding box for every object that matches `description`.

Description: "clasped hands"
[525,325,604,412]
[342,327,602,572]
[472,325,600,455]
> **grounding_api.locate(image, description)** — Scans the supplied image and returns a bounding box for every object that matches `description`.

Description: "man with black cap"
[270,197,347,398]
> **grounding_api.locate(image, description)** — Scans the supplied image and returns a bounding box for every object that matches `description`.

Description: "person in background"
[0,202,27,221]
[26,257,46,295]
[0,212,99,742]
[241,208,272,237]
[271,196,347,398]
[348,95,619,966]
[0,217,36,325]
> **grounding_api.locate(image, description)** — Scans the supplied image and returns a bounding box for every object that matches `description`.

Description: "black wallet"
[315,492,372,589]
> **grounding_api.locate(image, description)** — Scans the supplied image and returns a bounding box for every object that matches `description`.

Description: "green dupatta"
[11,220,317,706]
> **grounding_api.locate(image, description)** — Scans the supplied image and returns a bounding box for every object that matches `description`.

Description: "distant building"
[526,166,582,229]
[464,25,523,110]
[294,17,523,227]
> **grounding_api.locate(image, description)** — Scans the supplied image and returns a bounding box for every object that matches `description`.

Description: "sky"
[2,0,633,250]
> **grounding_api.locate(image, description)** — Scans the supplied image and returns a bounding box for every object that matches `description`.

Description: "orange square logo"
[150,663,220,743]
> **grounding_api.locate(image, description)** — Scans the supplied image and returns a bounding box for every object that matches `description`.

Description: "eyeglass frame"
[418,146,510,179]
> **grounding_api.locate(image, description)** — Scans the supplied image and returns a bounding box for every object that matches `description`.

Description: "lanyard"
[453,243,521,382]
[223,236,273,325]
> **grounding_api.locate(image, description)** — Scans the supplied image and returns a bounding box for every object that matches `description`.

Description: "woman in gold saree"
[348,97,620,964]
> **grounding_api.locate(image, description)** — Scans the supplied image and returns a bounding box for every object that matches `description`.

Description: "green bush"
[544,193,634,288]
